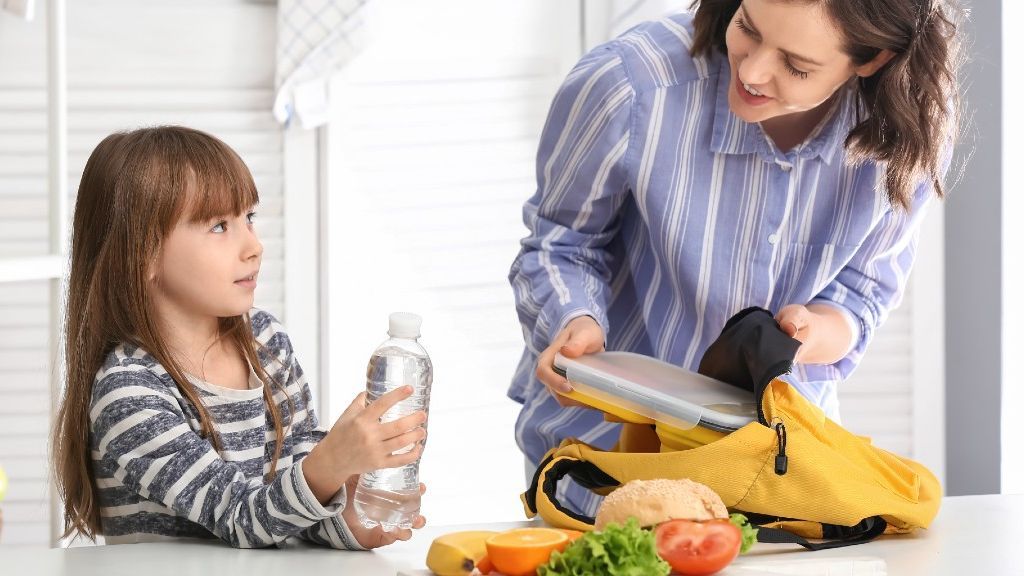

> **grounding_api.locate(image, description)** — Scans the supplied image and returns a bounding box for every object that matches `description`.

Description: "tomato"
[654,519,741,576]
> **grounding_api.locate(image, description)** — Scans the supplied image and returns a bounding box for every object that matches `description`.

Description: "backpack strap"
[521,452,890,548]
[750,514,888,550]
[521,451,617,531]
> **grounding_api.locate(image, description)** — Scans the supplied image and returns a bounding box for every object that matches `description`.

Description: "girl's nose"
[243,226,263,261]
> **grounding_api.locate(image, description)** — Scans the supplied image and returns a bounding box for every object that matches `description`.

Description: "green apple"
[0,465,7,503]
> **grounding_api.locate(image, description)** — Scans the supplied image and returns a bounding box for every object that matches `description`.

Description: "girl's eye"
[211,221,227,233]
[784,60,809,80]
[246,211,257,225]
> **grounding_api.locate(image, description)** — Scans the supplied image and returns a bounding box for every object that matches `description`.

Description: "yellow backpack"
[521,308,941,550]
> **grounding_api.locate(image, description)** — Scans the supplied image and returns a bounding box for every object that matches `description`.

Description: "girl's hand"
[304,386,427,503]
[341,475,426,548]
[536,315,605,407]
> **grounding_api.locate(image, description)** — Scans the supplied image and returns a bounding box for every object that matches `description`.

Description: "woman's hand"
[341,475,426,549]
[303,386,427,504]
[536,315,605,407]
[775,303,856,365]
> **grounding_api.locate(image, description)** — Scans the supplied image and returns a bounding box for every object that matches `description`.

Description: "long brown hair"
[691,0,964,209]
[53,126,291,540]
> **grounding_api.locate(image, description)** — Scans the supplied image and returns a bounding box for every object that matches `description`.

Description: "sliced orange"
[556,528,583,543]
[475,554,494,574]
[485,528,570,576]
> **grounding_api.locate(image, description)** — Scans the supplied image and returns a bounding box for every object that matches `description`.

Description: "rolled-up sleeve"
[508,45,634,355]
[806,175,937,381]
[285,357,367,551]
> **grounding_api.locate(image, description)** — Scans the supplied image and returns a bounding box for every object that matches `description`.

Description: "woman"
[508,0,962,515]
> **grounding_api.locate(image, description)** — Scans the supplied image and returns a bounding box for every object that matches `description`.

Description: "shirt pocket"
[777,241,863,298]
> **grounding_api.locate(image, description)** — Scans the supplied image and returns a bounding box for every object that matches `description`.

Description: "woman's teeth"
[743,83,763,97]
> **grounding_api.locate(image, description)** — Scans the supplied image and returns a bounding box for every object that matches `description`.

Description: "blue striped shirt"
[508,14,936,514]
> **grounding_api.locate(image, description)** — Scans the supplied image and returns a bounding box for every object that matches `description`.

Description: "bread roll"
[594,478,728,529]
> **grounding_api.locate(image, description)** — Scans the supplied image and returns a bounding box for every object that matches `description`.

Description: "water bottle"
[353,312,432,531]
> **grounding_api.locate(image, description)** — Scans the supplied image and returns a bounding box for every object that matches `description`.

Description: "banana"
[425,530,498,576]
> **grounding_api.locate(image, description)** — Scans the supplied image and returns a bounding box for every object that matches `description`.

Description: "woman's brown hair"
[691,0,964,209]
[52,126,291,540]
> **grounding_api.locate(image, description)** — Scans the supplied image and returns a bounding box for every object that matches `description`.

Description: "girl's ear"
[148,255,159,283]
[854,49,896,78]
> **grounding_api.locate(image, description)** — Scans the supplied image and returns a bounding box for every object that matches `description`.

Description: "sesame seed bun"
[594,478,729,529]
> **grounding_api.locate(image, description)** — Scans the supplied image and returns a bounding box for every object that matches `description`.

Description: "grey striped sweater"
[89,309,364,549]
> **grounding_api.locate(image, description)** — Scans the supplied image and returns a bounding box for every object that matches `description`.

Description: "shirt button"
[778,161,792,172]
[767,233,779,245]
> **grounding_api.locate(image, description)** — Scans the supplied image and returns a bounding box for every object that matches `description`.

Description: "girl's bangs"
[179,141,260,224]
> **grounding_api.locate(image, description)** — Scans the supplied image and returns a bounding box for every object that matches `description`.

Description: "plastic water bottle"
[353,312,432,531]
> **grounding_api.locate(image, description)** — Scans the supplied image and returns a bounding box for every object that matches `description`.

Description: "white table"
[1,495,1019,575]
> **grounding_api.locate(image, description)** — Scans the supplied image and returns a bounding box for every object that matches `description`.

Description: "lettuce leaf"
[729,513,758,554]
[538,518,670,576]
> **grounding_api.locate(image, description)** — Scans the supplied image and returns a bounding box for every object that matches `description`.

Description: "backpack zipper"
[774,421,788,475]
[756,362,793,476]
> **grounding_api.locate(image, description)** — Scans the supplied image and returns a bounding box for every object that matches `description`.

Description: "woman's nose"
[738,48,773,87]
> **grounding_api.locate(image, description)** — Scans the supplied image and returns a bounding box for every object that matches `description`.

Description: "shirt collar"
[710,55,854,165]
[710,55,765,158]
[810,84,855,165]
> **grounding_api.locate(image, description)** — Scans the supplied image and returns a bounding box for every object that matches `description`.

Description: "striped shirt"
[90,309,364,549]
[508,14,938,514]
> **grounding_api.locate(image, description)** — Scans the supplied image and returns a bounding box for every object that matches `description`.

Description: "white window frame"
[281,126,326,412]
[0,0,68,545]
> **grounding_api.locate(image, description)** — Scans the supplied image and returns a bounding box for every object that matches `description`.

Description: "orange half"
[556,528,583,543]
[485,528,570,576]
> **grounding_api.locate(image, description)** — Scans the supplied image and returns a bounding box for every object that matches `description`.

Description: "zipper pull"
[774,422,788,475]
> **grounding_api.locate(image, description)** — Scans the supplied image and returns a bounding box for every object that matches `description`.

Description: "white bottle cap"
[388,312,422,339]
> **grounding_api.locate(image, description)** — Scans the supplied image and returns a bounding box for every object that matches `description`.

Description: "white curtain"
[274,0,369,129]
[1,0,35,20]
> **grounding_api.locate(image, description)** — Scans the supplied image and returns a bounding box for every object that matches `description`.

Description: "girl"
[52,126,427,549]
[509,0,963,515]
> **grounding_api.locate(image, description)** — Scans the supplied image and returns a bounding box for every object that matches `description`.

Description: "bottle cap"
[388,312,422,339]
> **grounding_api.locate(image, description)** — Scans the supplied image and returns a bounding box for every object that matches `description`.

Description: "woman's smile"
[735,71,772,106]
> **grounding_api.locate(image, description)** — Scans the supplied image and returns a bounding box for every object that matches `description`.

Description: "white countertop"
[1,495,1019,575]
